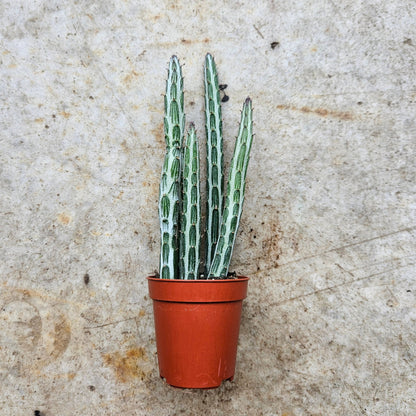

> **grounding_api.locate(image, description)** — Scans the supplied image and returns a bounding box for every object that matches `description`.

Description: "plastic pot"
[147,276,249,389]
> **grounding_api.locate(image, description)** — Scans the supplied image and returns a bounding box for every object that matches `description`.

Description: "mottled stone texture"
[1,0,415,415]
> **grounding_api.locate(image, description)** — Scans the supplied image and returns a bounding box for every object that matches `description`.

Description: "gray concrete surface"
[1,0,415,415]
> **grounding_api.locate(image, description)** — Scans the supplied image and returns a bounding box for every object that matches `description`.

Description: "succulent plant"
[158,54,253,279]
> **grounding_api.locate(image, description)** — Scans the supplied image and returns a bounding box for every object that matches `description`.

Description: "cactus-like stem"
[204,53,224,275]
[179,125,201,279]
[208,98,253,278]
[159,56,185,279]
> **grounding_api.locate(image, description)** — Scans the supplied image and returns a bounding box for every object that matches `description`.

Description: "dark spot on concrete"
[44,125,49,129]
[219,84,228,90]
[34,411,41,416]
[221,95,229,103]
[357,101,363,105]
[89,95,94,100]
[88,385,95,391]
[84,273,90,285]
[270,41,280,49]
[404,38,413,45]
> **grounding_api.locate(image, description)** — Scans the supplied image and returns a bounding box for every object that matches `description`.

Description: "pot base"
[161,375,234,390]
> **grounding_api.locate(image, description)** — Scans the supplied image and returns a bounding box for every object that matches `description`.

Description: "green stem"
[204,53,224,275]
[208,98,253,278]
[179,124,201,279]
[159,56,185,279]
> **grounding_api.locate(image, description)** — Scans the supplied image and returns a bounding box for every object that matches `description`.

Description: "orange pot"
[147,276,249,389]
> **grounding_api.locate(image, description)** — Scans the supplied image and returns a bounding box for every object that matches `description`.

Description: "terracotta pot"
[147,276,249,389]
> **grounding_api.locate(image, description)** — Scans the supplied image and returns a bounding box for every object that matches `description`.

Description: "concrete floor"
[1,0,415,415]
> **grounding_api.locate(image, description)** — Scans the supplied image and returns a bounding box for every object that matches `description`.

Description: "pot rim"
[147,275,249,303]
[147,275,249,282]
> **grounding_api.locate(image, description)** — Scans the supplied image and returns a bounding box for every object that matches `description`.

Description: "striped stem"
[208,98,253,278]
[179,125,201,279]
[204,53,224,275]
[159,56,185,279]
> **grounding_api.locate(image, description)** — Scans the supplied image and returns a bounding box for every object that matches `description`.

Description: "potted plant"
[147,54,253,389]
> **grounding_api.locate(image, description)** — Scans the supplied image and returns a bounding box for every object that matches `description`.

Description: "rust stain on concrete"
[50,318,71,358]
[276,104,354,120]
[57,212,72,225]
[261,219,283,269]
[181,37,210,44]
[0,288,72,378]
[151,121,165,148]
[123,70,142,86]
[103,347,148,382]
[113,190,124,201]
[0,300,42,349]
[1,284,84,307]
[120,140,129,153]
[59,111,71,118]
